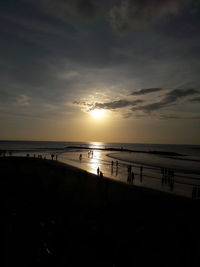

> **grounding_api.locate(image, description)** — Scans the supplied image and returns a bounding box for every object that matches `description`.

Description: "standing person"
[131,172,135,184]
[100,171,103,179]
[79,154,82,161]
[97,167,100,175]
[140,166,143,182]
[127,172,131,184]
[127,165,132,174]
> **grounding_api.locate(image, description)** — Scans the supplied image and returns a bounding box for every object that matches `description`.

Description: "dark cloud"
[160,114,200,120]
[91,99,143,110]
[73,100,93,107]
[73,99,144,111]
[131,88,163,95]
[33,0,194,35]
[164,88,199,103]
[132,88,199,112]
[110,0,192,34]
[160,114,180,119]
[190,97,200,102]
[40,0,109,21]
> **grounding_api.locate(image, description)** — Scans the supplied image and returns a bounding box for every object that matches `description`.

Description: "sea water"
[1,140,200,198]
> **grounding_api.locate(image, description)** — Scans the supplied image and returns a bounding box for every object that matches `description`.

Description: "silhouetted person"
[79,154,82,161]
[99,171,103,179]
[131,172,135,184]
[111,161,114,166]
[51,154,54,160]
[127,165,132,174]
[161,167,165,178]
[140,166,143,182]
[97,167,100,175]
[111,166,113,175]
[127,172,131,184]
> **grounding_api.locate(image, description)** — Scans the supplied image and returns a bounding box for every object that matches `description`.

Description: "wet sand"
[2,157,200,266]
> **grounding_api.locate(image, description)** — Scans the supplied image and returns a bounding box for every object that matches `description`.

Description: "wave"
[65,146,183,156]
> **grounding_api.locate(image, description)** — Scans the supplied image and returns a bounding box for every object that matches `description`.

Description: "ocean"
[1,140,200,198]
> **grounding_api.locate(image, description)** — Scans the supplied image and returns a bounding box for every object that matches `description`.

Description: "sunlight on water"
[88,141,105,149]
[84,150,102,174]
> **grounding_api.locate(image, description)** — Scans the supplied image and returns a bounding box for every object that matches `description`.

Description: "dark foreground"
[2,157,200,266]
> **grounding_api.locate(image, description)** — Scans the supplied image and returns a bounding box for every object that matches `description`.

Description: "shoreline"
[1,156,187,199]
[106,152,200,175]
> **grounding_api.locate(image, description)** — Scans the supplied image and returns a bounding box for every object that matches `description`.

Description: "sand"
[2,156,200,267]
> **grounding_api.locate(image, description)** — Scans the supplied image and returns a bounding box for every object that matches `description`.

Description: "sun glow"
[90,109,106,119]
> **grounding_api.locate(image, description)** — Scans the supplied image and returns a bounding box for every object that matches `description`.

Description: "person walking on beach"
[97,167,100,175]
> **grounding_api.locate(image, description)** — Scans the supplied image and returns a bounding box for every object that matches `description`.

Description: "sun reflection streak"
[88,150,102,174]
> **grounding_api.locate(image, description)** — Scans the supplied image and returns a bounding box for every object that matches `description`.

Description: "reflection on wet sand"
[58,150,198,199]
[11,149,199,199]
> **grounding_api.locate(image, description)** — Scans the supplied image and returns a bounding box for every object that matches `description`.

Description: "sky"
[0,0,200,144]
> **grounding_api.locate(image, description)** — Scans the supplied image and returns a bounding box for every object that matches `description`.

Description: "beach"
[2,156,200,266]
[1,140,199,199]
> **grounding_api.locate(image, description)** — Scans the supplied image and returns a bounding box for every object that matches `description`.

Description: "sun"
[90,109,106,119]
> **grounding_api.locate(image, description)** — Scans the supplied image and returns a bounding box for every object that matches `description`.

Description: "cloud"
[90,99,143,110]
[16,94,30,106]
[40,0,104,21]
[190,97,200,102]
[73,98,144,114]
[159,114,180,119]
[109,0,191,34]
[73,88,199,117]
[164,88,199,103]
[132,88,199,112]
[131,88,163,95]
[34,0,193,35]
[160,114,200,120]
